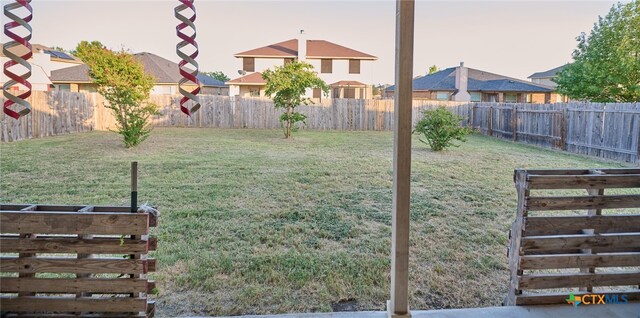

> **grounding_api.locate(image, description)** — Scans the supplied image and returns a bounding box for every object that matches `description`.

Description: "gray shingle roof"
[50,52,227,87]
[387,66,553,93]
[50,64,90,82]
[528,64,568,79]
[196,74,227,87]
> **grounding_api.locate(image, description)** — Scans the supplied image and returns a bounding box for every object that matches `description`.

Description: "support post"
[388,1,414,317]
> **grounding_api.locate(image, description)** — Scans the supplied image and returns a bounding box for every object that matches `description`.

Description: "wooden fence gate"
[505,169,640,305]
[0,204,158,317]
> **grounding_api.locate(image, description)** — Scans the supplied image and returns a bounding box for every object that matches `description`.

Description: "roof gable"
[528,64,568,79]
[234,39,377,60]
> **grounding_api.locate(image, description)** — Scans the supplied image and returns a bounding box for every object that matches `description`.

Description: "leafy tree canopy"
[75,41,158,147]
[428,65,439,74]
[555,1,640,102]
[203,71,230,82]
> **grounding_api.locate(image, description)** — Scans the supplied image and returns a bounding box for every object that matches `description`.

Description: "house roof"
[226,72,266,85]
[330,80,367,87]
[50,52,227,87]
[387,66,553,93]
[0,43,83,63]
[50,64,91,83]
[235,39,377,60]
[528,64,568,79]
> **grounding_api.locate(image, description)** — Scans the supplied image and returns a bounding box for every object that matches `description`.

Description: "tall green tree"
[75,41,159,148]
[428,65,439,74]
[262,61,328,138]
[203,71,230,82]
[555,1,640,102]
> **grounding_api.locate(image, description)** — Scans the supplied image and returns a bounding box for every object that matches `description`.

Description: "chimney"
[454,61,471,102]
[297,29,306,62]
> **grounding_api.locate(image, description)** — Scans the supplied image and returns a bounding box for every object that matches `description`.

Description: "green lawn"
[0,128,631,316]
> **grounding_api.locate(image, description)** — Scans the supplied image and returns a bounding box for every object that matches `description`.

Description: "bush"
[413,106,471,151]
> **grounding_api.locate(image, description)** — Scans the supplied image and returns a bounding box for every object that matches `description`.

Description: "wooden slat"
[525,246,640,255]
[0,258,151,274]
[0,237,150,254]
[0,277,148,293]
[524,215,640,236]
[516,291,640,306]
[0,296,147,312]
[515,291,640,305]
[526,194,640,211]
[520,253,640,269]
[0,212,149,235]
[523,168,640,175]
[4,314,146,318]
[526,174,640,189]
[521,233,640,251]
[518,272,640,289]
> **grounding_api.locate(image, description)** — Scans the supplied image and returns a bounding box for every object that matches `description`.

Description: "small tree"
[203,71,230,82]
[428,65,439,74]
[413,107,471,151]
[75,41,158,148]
[262,61,328,138]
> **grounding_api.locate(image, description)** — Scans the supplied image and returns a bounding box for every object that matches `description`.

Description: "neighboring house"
[226,33,377,99]
[386,62,556,103]
[50,52,229,95]
[528,64,567,87]
[528,64,570,103]
[0,44,82,91]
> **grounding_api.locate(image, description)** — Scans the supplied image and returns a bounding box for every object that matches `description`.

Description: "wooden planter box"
[504,169,640,306]
[0,204,158,317]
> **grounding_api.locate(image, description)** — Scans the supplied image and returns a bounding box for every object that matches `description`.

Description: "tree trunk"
[286,105,292,138]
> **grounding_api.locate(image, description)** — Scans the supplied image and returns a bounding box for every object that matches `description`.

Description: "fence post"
[512,104,517,141]
[488,105,493,136]
[469,103,475,129]
[560,107,568,150]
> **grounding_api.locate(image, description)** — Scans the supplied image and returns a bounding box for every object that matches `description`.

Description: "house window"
[284,58,294,65]
[487,94,498,102]
[349,60,360,74]
[243,57,255,72]
[505,93,517,103]
[321,59,332,73]
[249,87,260,97]
[333,88,341,98]
[436,91,449,101]
[344,88,356,99]
[313,88,322,99]
[470,92,481,102]
[526,94,532,103]
[56,84,71,91]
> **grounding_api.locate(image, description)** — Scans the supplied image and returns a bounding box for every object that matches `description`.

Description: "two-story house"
[0,44,83,91]
[226,32,377,99]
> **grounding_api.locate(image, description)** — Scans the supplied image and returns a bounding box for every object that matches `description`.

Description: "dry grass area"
[0,128,632,317]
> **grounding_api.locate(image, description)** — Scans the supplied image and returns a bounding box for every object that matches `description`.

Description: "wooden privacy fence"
[1,91,639,162]
[505,168,640,306]
[0,204,158,317]
[473,103,640,163]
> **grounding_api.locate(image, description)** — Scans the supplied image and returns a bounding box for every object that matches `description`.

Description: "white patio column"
[388,1,414,318]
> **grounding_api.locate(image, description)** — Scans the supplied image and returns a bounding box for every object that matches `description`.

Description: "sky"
[3,0,622,84]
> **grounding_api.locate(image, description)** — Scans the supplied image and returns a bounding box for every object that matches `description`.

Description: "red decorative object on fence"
[2,0,33,119]
[175,0,201,116]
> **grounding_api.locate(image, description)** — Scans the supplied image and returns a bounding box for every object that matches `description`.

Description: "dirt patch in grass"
[1,128,634,317]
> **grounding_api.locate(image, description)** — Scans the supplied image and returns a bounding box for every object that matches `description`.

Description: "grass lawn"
[0,128,633,317]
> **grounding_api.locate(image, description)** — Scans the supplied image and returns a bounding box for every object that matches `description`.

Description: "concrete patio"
[192,303,640,318]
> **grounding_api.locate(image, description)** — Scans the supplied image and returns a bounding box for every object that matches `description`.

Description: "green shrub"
[413,106,471,151]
